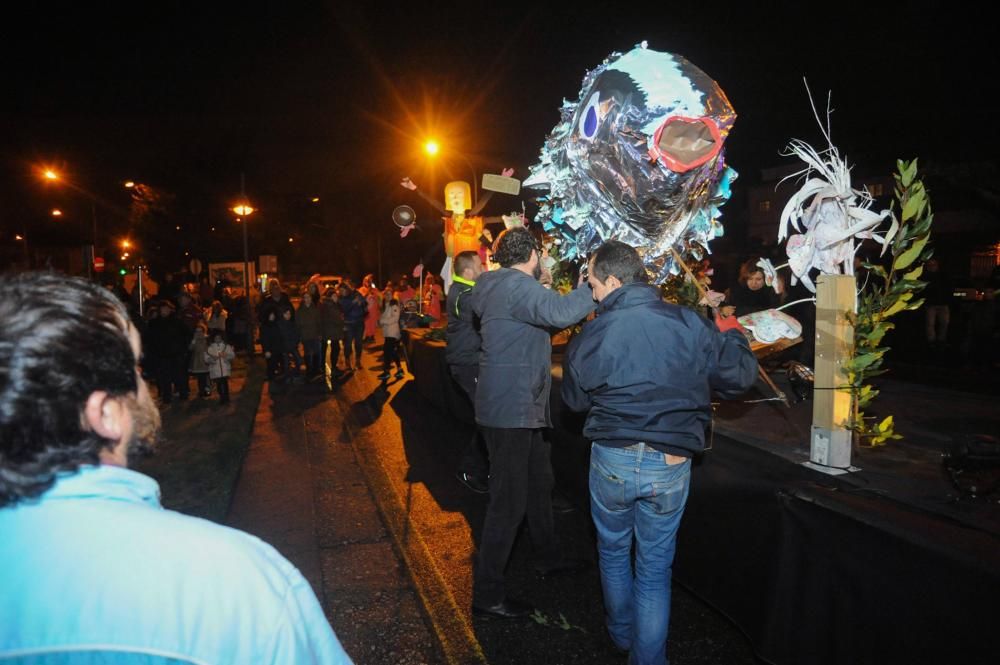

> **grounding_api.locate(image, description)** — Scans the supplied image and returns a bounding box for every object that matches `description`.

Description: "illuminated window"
[868,183,884,197]
[758,200,771,212]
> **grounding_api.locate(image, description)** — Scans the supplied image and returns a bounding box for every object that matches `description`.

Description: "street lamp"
[232,193,256,355]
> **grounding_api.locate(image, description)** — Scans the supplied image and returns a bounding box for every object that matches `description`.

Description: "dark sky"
[2,0,994,273]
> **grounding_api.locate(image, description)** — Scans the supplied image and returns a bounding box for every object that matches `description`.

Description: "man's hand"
[501,167,514,178]
[401,177,417,191]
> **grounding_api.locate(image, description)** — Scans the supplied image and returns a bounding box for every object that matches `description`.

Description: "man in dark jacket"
[466,227,597,619]
[257,279,294,380]
[446,251,489,494]
[562,241,757,664]
[338,283,367,371]
[146,300,193,403]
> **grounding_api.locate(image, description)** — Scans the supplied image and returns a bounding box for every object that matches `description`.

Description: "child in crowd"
[189,322,211,397]
[205,331,235,405]
[378,297,405,380]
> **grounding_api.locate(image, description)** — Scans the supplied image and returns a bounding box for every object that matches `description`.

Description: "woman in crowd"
[723,259,783,318]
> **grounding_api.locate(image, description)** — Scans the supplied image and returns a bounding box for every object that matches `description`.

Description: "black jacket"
[445,276,480,367]
[467,268,596,428]
[562,283,757,457]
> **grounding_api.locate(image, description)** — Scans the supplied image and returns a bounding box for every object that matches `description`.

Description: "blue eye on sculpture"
[578,92,601,140]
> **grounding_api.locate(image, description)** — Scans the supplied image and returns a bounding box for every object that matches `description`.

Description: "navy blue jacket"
[338,290,367,325]
[445,275,480,367]
[562,283,757,457]
[467,268,596,428]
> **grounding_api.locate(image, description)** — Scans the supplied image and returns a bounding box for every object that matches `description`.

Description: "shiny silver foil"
[524,42,737,283]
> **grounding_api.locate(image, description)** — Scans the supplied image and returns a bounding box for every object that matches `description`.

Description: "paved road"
[226,342,759,665]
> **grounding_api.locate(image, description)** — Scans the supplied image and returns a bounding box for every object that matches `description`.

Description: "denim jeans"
[343,322,364,362]
[589,442,691,665]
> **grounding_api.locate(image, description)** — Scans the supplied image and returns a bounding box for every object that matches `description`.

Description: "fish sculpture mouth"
[525,42,737,283]
[650,116,723,173]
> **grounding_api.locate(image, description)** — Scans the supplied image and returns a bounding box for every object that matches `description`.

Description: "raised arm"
[509,277,595,330]
[401,177,447,214]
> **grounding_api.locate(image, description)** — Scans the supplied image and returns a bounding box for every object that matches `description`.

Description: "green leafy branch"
[843,159,934,446]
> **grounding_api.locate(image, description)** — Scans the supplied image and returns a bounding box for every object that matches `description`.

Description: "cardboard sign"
[481,173,521,196]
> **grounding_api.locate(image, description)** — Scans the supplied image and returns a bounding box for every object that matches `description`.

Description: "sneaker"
[377,371,390,380]
[456,472,489,494]
[394,370,405,379]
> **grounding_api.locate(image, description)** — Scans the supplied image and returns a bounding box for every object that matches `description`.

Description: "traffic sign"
[94,257,105,272]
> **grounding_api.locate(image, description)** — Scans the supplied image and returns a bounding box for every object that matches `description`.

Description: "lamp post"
[232,174,256,355]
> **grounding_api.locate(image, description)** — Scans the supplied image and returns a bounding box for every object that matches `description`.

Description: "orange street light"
[311,197,320,203]
[121,239,132,250]
[124,181,135,188]
[43,169,60,181]
[424,139,440,157]
[51,208,63,217]
[232,203,255,217]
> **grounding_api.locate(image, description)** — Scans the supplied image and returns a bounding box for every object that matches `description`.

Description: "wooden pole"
[808,273,856,473]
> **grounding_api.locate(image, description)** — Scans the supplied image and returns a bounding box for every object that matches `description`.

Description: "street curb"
[221,355,267,520]
[334,365,487,665]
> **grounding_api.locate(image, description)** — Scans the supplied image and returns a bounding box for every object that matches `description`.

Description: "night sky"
[2,1,994,277]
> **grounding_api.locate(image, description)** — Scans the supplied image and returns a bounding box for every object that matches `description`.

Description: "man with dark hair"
[258,278,294,380]
[466,227,597,619]
[562,240,757,664]
[0,272,352,663]
[446,250,489,493]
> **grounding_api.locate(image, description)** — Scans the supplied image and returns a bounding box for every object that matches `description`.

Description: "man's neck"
[511,263,534,277]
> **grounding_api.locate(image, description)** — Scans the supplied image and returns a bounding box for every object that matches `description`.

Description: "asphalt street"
[225,342,760,665]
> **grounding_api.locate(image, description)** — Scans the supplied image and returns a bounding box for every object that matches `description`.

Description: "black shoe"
[456,471,489,494]
[534,559,591,579]
[472,598,534,619]
[551,493,575,514]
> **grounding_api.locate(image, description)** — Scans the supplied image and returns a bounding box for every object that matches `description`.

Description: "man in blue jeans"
[562,241,757,665]
[338,281,368,371]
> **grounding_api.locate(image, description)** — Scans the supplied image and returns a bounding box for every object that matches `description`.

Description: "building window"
[867,183,884,197]
[758,200,771,213]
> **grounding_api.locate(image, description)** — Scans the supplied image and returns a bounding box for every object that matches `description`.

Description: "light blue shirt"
[0,465,352,664]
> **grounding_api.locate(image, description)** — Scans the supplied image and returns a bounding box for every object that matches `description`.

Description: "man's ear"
[83,391,127,441]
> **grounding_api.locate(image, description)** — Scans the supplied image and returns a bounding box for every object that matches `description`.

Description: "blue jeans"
[589,442,691,665]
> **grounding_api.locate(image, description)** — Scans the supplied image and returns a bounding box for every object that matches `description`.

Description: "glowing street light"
[51,209,63,217]
[124,181,135,188]
[121,239,132,250]
[423,137,477,206]
[232,203,255,217]
[43,169,59,181]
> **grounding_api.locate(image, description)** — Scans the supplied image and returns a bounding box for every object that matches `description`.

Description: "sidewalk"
[224,365,443,665]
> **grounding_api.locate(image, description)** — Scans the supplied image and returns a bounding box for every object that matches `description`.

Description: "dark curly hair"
[0,272,138,507]
[591,240,648,285]
[492,227,540,268]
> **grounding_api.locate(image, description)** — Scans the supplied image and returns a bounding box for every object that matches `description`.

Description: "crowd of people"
[0,236,761,664]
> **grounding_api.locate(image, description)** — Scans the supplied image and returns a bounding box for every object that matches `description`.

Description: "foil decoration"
[524,42,737,283]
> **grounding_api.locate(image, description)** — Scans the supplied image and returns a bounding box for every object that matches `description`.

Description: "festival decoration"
[400,168,514,292]
[777,88,933,449]
[524,42,737,283]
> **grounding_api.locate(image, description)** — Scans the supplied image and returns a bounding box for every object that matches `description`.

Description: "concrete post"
[807,273,857,474]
